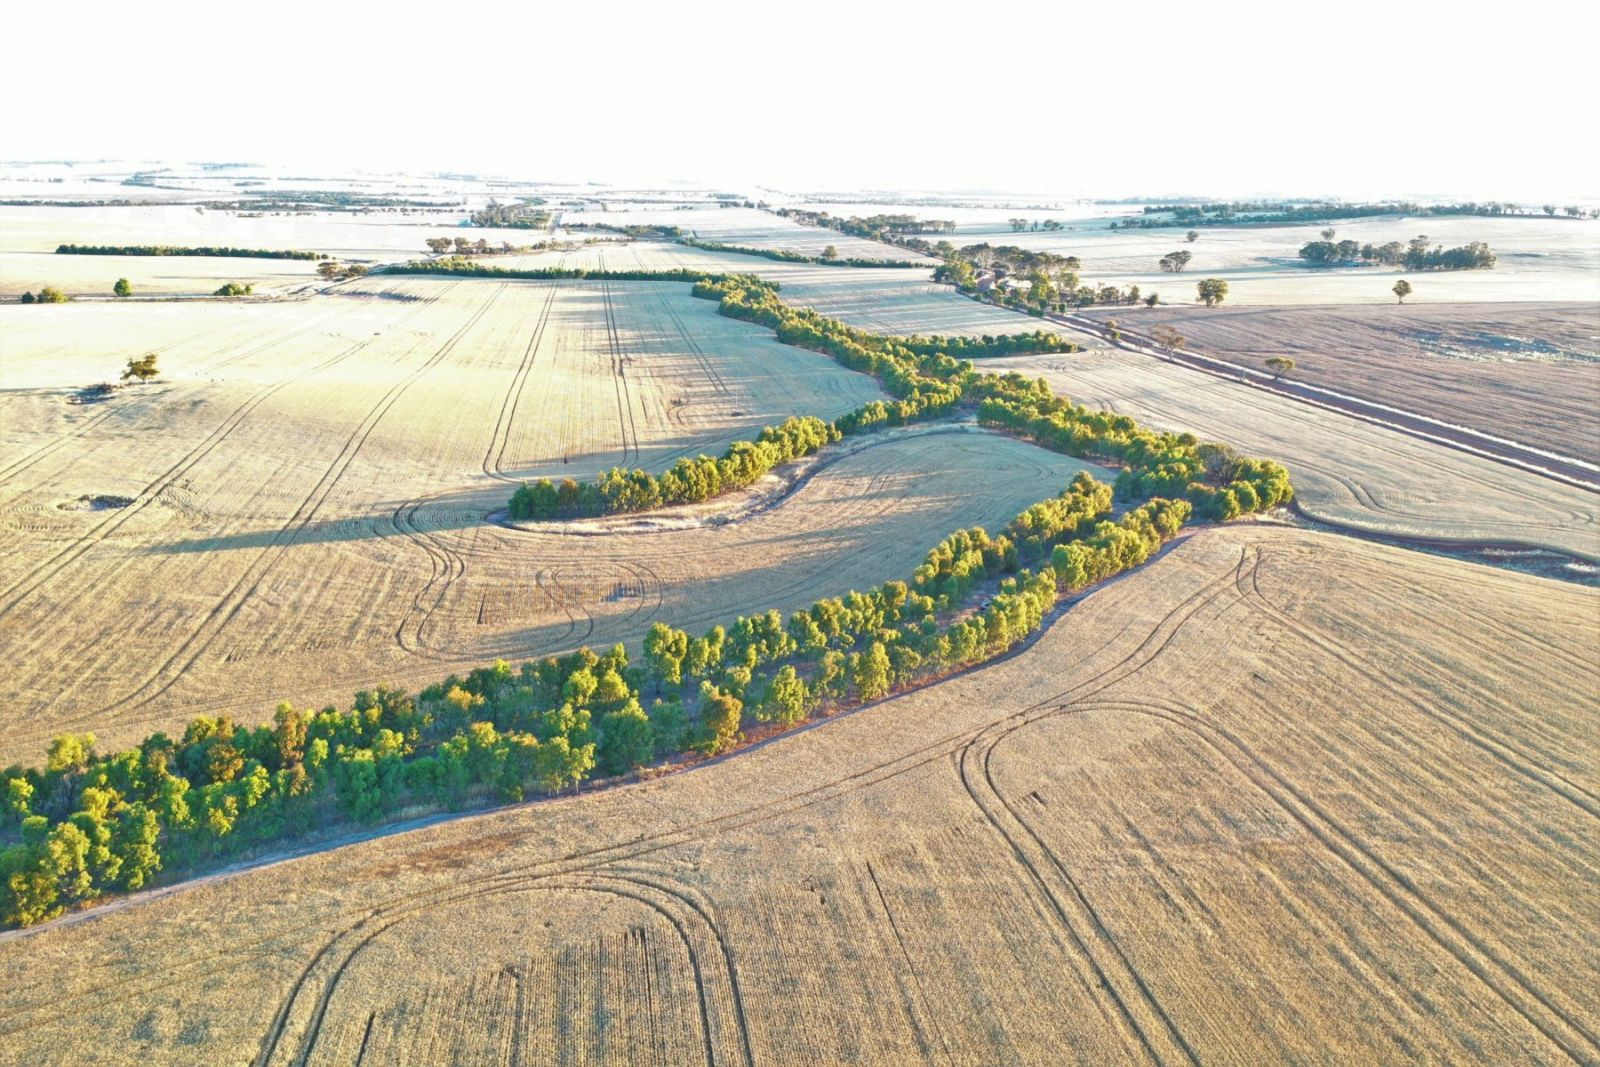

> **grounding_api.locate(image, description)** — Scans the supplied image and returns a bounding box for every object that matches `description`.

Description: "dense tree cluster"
[467,202,552,229]
[55,244,325,260]
[1298,237,1495,271]
[213,282,254,297]
[19,287,68,304]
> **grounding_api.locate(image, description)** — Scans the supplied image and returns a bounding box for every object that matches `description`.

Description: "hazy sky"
[5,0,1597,201]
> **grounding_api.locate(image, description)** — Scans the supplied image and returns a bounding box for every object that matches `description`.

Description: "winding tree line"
[54,244,327,260]
[0,269,1292,929]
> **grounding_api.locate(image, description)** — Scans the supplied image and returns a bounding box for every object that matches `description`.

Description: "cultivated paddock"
[0,277,1101,760]
[1081,302,1600,466]
[3,525,1594,1065]
[985,346,1600,560]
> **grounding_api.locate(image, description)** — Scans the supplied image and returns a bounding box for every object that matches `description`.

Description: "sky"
[4,0,1597,202]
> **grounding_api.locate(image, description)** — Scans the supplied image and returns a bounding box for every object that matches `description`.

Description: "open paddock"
[3,526,1593,1065]
[985,345,1600,560]
[1080,301,1600,466]
[0,276,1100,760]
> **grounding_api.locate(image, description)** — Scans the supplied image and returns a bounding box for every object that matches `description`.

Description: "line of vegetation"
[775,209,957,257]
[564,222,684,239]
[680,236,926,269]
[0,272,1290,930]
[1123,199,1598,227]
[1297,234,1496,271]
[389,257,712,283]
[935,245,1157,312]
[18,287,68,304]
[55,244,327,261]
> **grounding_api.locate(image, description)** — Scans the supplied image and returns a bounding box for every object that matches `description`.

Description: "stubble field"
[1079,302,1600,466]
[984,344,1600,561]
[0,275,1103,761]
[2,525,1593,1065]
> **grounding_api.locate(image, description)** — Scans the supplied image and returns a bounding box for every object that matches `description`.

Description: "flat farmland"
[502,240,1042,337]
[988,214,1600,305]
[1080,302,1600,467]
[3,525,1593,1065]
[985,345,1600,560]
[560,204,932,263]
[0,276,1101,760]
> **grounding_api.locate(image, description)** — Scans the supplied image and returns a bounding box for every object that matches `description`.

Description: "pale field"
[0,276,1102,762]
[990,214,1600,305]
[1079,302,1600,466]
[0,203,612,297]
[500,240,1042,337]
[984,345,1600,560]
[2,525,1594,1065]
[558,204,933,263]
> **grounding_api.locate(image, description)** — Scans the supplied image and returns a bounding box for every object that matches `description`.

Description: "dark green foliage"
[1298,237,1495,271]
[55,244,323,260]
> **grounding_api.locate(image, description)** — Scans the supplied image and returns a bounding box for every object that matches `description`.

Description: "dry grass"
[0,276,1101,760]
[984,346,1600,560]
[3,525,1593,1065]
[1081,302,1600,465]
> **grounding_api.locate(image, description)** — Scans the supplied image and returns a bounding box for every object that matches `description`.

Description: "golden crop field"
[985,346,1600,561]
[2,525,1592,1065]
[0,276,1105,762]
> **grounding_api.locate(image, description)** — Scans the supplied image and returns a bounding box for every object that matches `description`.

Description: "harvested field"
[988,214,1600,305]
[1081,301,1600,466]
[0,276,1100,759]
[985,345,1600,561]
[499,240,1042,337]
[3,525,1594,1065]
[0,203,603,297]
[561,204,932,263]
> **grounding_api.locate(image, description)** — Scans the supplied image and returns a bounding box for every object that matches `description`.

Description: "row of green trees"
[1128,199,1596,226]
[18,287,68,304]
[679,236,925,269]
[467,203,551,229]
[55,244,325,260]
[1298,236,1496,271]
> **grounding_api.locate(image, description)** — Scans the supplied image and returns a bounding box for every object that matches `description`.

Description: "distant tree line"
[390,257,713,283]
[679,236,925,269]
[1298,236,1496,271]
[1126,199,1599,227]
[55,244,326,260]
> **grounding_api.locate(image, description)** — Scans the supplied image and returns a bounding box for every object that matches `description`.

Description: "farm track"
[47,283,508,732]
[482,283,559,482]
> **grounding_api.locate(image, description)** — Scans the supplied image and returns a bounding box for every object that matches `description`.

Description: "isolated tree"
[1392,279,1413,304]
[1321,228,1336,241]
[113,277,132,298]
[424,237,454,254]
[1265,356,1296,379]
[121,352,159,383]
[1195,278,1229,307]
[1150,323,1185,354]
[1543,205,1557,216]
[36,286,67,304]
[821,245,838,260]
[316,261,345,281]
[1144,292,1160,307]
[20,291,35,305]
[1158,250,1192,273]
[1185,230,1199,243]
